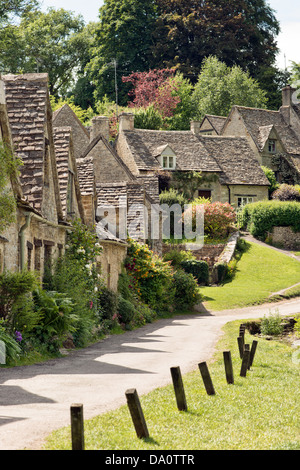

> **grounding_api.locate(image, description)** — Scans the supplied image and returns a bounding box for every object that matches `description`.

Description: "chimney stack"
[90,115,110,142]
[119,112,134,132]
[190,121,201,135]
[282,85,296,107]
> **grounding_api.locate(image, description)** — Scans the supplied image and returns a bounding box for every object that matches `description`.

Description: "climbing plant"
[0,142,19,233]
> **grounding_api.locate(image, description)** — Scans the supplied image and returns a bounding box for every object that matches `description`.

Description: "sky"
[40,0,300,71]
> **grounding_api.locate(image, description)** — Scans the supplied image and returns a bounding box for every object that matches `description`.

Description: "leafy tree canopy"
[86,0,158,104]
[191,56,268,120]
[0,8,92,97]
[152,0,280,81]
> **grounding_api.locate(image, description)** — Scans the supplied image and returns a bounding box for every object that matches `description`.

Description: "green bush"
[31,289,78,353]
[118,297,136,327]
[272,184,300,202]
[163,249,196,268]
[180,259,209,285]
[214,262,228,284]
[172,270,202,310]
[0,270,38,322]
[0,319,22,364]
[260,312,284,336]
[98,287,119,321]
[239,200,300,239]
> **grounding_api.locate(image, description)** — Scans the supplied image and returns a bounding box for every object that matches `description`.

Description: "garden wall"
[162,243,225,267]
[269,226,300,250]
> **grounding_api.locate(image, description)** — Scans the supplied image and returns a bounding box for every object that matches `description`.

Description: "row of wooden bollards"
[70,323,258,450]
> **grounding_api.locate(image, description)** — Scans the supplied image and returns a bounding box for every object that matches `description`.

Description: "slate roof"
[202,115,227,134]
[198,136,270,186]
[53,126,72,217]
[2,73,50,213]
[76,156,95,196]
[120,128,269,186]
[228,106,300,155]
[122,129,221,173]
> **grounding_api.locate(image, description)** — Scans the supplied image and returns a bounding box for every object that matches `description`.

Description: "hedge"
[240,200,300,239]
[180,259,209,285]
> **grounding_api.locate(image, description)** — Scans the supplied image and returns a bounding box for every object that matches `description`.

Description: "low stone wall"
[211,232,240,284]
[269,226,300,250]
[162,243,225,267]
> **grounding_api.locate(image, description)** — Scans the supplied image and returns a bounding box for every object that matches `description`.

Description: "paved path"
[1,297,300,451]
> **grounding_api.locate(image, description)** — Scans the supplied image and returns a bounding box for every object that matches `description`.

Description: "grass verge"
[43,319,300,451]
[201,240,300,311]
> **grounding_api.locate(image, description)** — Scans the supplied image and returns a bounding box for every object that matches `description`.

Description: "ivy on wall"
[271,153,300,185]
[0,142,19,233]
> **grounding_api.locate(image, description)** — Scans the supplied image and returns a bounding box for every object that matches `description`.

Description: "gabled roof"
[82,133,136,181]
[53,126,85,222]
[52,103,90,160]
[224,106,300,155]
[121,129,221,173]
[2,73,63,219]
[198,135,270,186]
[201,115,227,134]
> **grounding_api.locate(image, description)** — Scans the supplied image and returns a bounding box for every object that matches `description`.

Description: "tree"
[0,0,39,21]
[122,69,194,130]
[151,0,280,84]
[0,8,91,97]
[191,56,268,120]
[86,0,158,104]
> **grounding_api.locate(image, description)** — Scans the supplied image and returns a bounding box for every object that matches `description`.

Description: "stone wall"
[1,208,67,278]
[270,226,300,250]
[98,240,127,292]
[162,242,225,267]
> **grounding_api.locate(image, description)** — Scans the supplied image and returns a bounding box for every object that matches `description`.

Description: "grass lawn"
[201,240,300,311]
[43,319,300,450]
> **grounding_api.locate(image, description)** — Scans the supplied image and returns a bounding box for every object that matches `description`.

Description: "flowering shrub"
[124,238,175,313]
[184,200,236,240]
[271,184,300,202]
[124,238,201,313]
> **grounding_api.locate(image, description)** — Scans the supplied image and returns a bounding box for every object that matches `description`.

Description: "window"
[162,155,175,169]
[237,197,254,207]
[268,139,276,153]
[198,190,212,199]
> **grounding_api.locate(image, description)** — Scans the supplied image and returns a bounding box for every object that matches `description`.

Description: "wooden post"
[70,404,85,450]
[237,336,244,359]
[240,344,250,377]
[125,388,149,439]
[170,366,188,411]
[249,340,258,367]
[223,351,234,384]
[198,362,215,395]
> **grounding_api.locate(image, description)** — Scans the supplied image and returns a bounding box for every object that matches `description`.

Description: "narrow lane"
[0,298,299,450]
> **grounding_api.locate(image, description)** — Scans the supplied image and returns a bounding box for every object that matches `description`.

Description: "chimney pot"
[282,85,296,107]
[90,115,110,142]
[119,112,134,132]
[190,121,201,135]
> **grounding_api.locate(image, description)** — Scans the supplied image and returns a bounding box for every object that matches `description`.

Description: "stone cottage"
[200,86,300,185]
[53,126,85,223]
[115,112,270,209]
[53,106,162,248]
[1,73,70,276]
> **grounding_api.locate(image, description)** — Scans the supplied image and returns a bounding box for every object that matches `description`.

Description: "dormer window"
[268,139,276,153]
[163,155,175,169]
[156,144,176,170]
